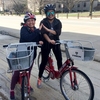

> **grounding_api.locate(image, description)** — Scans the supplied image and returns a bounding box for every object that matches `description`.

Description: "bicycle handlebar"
[3,42,42,48]
[55,40,94,49]
[55,40,61,45]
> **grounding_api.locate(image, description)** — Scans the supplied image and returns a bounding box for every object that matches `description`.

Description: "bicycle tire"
[21,76,29,100]
[37,52,50,80]
[60,69,94,100]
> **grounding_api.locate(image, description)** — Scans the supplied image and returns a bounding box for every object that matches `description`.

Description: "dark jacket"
[20,26,42,59]
[20,26,41,43]
[40,17,62,48]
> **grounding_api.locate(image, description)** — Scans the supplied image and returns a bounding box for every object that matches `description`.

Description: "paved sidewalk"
[0,34,65,100]
[0,15,100,99]
[0,34,100,100]
[0,16,100,62]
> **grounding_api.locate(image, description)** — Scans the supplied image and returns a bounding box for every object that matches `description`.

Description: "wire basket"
[6,43,35,71]
[68,46,95,61]
[63,40,95,61]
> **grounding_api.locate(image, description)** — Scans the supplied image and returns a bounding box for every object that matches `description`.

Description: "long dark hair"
[20,22,26,26]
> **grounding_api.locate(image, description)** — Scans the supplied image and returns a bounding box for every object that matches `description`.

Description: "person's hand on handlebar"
[39,41,43,45]
[48,39,55,45]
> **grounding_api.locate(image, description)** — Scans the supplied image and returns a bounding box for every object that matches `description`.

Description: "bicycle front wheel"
[21,76,29,100]
[60,69,94,100]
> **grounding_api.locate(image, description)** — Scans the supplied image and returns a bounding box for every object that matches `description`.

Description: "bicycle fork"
[19,71,30,97]
[69,68,79,90]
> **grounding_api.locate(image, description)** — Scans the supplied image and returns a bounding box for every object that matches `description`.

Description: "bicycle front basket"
[7,50,34,71]
[68,46,95,61]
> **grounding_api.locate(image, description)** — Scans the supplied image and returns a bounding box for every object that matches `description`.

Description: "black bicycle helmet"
[44,4,55,14]
[24,13,36,22]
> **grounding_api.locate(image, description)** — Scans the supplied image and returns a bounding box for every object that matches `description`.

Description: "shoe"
[7,68,13,73]
[10,90,15,100]
[10,96,15,100]
[37,78,42,89]
[30,86,34,92]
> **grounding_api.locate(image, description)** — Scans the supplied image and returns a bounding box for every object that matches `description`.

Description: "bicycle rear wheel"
[60,69,94,100]
[21,76,29,100]
[37,52,50,80]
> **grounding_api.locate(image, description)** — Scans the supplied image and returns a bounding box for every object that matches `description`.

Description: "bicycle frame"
[45,53,76,75]
[38,40,94,100]
[3,42,40,100]
[18,71,30,93]
[45,53,80,90]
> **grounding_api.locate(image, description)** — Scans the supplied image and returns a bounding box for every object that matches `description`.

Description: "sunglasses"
[47,11,55,16]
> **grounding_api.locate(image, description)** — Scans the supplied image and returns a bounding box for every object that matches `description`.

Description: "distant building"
[0,0,100,13]
[72,0,99,12]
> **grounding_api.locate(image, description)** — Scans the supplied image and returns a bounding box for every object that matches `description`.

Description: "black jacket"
[20,26,42,59]
[20,26,41,43]
[41,18,62,40]
[40,17,62,48]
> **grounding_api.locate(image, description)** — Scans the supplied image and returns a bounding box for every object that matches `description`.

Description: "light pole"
[61,3,63,13]
[2,0,4,11]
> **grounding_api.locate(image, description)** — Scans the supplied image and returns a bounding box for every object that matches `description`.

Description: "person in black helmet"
[37,4,62,88]
[10,13,43,100]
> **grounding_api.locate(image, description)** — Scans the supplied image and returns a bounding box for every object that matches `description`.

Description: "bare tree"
[89,0,94,16]
[28,0,46,14]
[38,0,57,14]
[38,0,44,14]
[12,0,28,14]
[64,0,82,12]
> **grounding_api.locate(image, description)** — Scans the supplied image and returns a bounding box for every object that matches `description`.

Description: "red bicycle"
[3,42,40,100]
[37,40,95,100]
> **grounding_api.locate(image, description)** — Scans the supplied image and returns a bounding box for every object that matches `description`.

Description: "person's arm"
[54,20,62,36]
[44,34,55,44]
[42,24,56,35]
[42,20,62,36]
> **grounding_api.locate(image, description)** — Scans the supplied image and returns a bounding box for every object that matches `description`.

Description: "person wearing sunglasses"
[37,4,62,88]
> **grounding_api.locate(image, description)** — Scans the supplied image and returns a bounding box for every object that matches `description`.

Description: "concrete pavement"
[0,32,100,100]
[0,15,100,62]
[0,34,65,100]
[0,15,100,99]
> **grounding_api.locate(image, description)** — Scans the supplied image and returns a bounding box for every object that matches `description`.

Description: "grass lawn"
[56,11,100,18]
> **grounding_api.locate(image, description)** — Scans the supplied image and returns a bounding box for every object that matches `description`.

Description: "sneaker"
[10,90,15,100]
[37,78,42,89]
[30,86,34,92]
[7,68,13,73]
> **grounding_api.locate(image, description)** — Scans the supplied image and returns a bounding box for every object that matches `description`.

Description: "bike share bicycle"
[3,42,40,100]
[38,40,95,100]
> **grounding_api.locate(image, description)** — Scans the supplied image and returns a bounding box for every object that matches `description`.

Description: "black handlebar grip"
[55,40,61,44]
[3,45,8,48]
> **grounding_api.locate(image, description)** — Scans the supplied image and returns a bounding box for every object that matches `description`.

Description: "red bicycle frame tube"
[69,67,78,88]
[19,71,30,93]
[45,56,78,80]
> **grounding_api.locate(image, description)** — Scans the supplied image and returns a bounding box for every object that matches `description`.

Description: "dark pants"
[38,44,62,78]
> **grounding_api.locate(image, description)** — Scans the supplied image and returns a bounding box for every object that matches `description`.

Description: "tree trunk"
[89,0,94,16]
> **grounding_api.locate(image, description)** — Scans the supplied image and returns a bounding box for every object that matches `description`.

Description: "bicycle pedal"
[7,69,13,73]
[43,79,49,82]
